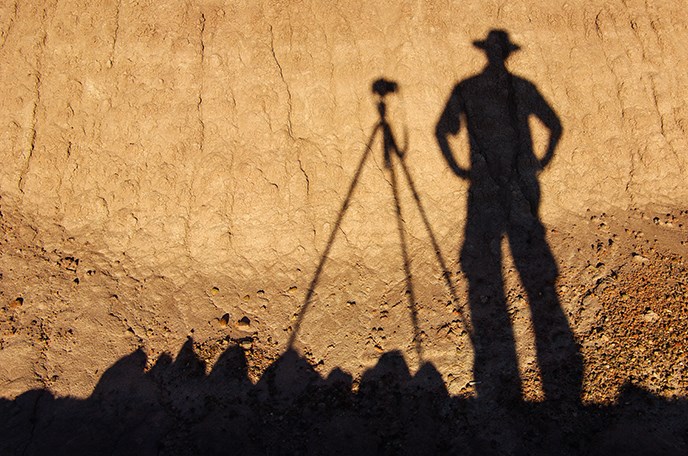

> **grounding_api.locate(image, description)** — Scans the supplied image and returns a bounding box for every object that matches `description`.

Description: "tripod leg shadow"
[288,124,381,349]
[387,153,422,358]
[395,156,474,344]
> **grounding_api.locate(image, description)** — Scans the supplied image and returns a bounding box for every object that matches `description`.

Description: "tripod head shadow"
[372,78,407,166]
[372,77,397,120]
[372,78,398,115]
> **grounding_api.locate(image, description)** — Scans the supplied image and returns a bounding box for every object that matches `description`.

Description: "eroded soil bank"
[1,1,687,454]
[1,199,687,454]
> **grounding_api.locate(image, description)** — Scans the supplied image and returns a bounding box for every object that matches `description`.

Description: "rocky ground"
[1,198,687,455]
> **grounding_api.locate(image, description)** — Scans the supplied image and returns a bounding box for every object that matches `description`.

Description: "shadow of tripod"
[288,79,473,359]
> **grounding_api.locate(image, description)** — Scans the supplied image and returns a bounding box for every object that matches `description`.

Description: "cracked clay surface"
[0,1,687,453]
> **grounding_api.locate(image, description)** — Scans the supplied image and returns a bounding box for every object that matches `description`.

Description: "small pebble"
[237,316,251,329]
[9,297,23,309]
[642,310,660,323]
[631,253,650,264]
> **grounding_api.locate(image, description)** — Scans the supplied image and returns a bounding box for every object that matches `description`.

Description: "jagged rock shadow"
[1,341,686,455]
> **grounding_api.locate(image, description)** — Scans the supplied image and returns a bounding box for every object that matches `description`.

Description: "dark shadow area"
[1,341,686,455]
[435,29,582,402]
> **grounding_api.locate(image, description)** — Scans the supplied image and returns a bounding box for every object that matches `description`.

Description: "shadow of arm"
[529,86,562,169]
[436,86,470,179]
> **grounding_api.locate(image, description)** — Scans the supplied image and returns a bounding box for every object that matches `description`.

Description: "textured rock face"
[0,0,687,402]
[3,0,687,275]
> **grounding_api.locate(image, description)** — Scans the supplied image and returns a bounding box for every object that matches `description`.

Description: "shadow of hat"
[473,29,521,56]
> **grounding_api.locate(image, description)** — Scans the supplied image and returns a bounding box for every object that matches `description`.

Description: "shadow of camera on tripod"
[288,78,466,361]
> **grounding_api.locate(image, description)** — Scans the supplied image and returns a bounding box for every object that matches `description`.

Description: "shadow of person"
[435,29,583,403]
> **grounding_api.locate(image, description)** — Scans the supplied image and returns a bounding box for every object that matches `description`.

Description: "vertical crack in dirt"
[625,144,637,207]
[18,29,47,194]
[268,24,294,139]
[183,12,206,254]
[0,1,18,51]
[198,12,206,153]
[109,0,122,66]
[297,157,310,195]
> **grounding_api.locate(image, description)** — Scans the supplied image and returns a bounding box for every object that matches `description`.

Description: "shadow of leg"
[462,200,521,402]
[509,219,583,402]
